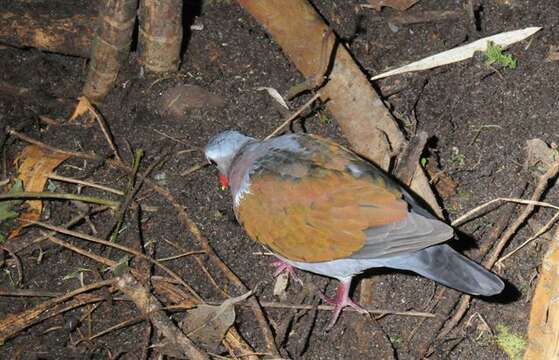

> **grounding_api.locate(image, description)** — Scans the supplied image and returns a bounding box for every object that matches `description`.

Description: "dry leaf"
[525,139,558,177]
[68,96,95,123]
[426,160,457,200]
[371,27,542,80]
[256,87,290,109]
[10,145,69,237]
[368,0,419,11]
[180,291,251,351]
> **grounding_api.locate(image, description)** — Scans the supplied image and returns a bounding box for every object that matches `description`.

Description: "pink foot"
[271,259,303,285]
[320,278,369,330]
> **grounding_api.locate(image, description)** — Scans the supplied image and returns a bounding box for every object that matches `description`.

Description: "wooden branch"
[82,0,138,102]
[139,0,183,73]
[237,0,442,217]
[0,8,95,57]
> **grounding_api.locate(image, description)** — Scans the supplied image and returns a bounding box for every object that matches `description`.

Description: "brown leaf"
[10,145,69,238]
[68,96,95,124]
[368,0,419,11]
[180,291,251,351]
[160,84,225,118]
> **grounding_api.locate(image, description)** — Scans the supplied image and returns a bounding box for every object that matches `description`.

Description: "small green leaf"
[485,41,518,69]
[420,157,428,167]
[111,256,130,276]
[0,180,24,222]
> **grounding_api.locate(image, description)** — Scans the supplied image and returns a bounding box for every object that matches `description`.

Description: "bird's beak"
[219,173,229,191]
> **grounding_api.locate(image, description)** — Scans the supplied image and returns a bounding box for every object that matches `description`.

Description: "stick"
[264,93,321,140]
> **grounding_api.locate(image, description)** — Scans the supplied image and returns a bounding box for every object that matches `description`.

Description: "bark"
[0,8,95,57]
[139,0,183,73]
[82,0,138,102]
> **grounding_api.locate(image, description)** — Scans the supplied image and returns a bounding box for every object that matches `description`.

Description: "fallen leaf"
[256,87,290,110]
[180,291,252,351]
[368,0,419,11]
[160,84,225,117]
[371,27,542,80]
[10,145,69,237]
[68,96,95,123]
[546,45,559,62]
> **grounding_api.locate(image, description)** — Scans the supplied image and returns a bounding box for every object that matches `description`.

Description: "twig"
[32,221,202,302]
[157,250,206,262]
[7,128,99,161]
[0,289,61,298]
[0,279,115,343]
[5,205,110,254]
[85,101,123,163]
[202,300,436,318]
[497,210,559,264]
[264,93,321,140]
[180,163,208,176]
[115,272,209,360]
[394,131,429,186]
[0,246,23,285]
[48,172,124,195]
[451,197,559,227]
[0,191,119,209]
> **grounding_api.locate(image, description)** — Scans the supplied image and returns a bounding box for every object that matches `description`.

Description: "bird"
[204,130,504,329]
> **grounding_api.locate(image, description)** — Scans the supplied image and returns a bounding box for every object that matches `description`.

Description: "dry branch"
[0,8,95,57]
[82,0,138,102]
[139,0,183,73]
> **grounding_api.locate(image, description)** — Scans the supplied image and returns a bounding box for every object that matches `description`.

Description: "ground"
[0,0,557,359]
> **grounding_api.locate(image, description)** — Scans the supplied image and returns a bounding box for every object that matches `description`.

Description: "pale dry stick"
[156,250,206,262]
[153,128,189,146]
[32,221,202,302]
[48,172,125,195]
[497,210,559,264]
[264,93,321,140]
[201,301,436,318]
[433,159,559,346]
[85,101,123,163]
[451,197,559,227]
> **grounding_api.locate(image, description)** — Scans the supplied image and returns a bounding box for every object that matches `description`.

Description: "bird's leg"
[271,258,303,285]
[319,277,369,330]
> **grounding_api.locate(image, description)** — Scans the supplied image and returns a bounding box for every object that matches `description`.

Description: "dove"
[204,130,504,329]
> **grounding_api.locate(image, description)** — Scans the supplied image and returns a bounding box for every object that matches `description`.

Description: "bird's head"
[204,130,255,189]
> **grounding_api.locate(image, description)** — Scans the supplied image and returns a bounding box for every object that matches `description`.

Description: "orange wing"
[237,164,409,263]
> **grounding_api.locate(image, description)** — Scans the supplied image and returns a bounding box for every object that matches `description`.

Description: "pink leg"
[271,259,303,284]
[319,278,369,330]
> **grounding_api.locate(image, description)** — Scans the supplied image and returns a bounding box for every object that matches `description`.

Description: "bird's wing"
[235,135,452,263]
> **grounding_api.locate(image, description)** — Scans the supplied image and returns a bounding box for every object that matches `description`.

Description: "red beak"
[219,173,229,190]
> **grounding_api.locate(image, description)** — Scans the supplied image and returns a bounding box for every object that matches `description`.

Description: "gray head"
[204,130,255,175]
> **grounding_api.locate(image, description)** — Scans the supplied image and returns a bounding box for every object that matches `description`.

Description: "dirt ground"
[1,0,558,359]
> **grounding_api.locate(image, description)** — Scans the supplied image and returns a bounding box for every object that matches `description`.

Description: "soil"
[0,0,557,359]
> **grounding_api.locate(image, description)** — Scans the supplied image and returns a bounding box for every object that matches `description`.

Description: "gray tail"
[385,244,504,296]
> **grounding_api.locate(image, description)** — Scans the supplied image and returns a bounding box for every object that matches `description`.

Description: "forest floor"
[1,0,558,359]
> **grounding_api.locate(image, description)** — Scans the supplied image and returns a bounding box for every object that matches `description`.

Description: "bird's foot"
[319,279,369,331]
[271,259,303,285]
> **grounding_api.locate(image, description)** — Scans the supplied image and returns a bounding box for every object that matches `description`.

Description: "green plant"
[485,41,518,69]
[450,147,466,167]
[495,324,526,360]
[420,157,428,168]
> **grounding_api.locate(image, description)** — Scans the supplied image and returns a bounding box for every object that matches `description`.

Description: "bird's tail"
[384,244,504,296]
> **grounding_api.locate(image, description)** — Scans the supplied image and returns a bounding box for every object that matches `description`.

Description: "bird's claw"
[271,259,303,285]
